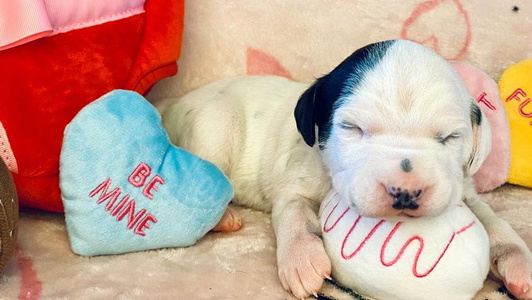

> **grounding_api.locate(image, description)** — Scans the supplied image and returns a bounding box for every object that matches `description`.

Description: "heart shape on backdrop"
[401,0,471,60]
[60,90,233,256]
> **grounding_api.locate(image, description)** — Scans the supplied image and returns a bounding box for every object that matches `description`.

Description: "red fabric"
[0,0,184,212]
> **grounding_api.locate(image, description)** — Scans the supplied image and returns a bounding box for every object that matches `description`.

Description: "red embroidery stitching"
[129,163,152,187]
[111,195,130,217]
[89,178,122,206]
[324,199,477,278]
[115,200,147,230]
[506,88,526,103]
[143,175,165,200]
[323,201,350,232]
[342,218,385,260]
[518,98,532,118]
[105,194,120,211]
[456,220,475,234]
[134,214,158,236]
[129,163,166,199]
[476,92,496,111]
[380,222,456,278]
[89,177,159,237]
[505,88,532,123]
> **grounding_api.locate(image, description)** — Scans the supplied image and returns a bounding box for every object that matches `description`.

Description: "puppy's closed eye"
[435,132,461,145]
[338,121,360,130]
[338,121,364,136]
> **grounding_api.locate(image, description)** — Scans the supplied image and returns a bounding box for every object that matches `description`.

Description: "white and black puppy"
[160,40,532,300]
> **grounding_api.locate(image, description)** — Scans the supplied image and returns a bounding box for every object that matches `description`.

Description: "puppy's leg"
[272,195,331,299]
[465,188,532,300]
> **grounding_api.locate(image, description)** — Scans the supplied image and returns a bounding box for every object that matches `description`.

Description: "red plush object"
[0,0,184,212]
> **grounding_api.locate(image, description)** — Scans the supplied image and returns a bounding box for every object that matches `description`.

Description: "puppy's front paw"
[277,233,331,299]
[494,246,532,300]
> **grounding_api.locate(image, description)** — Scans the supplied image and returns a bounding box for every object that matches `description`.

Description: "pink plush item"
[44,0,145,35]
[0,0,52,50]
[0,0,145,51]
[450,61,510,193]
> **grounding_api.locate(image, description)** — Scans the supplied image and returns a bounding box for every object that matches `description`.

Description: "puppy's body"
[162,76,333,297]
[162,76,330,212]
[161,40,532,300]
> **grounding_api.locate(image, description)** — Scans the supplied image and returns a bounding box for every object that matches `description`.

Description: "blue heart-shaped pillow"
[60,90,233,256]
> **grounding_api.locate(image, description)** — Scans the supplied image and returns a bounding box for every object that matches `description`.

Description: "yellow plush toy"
[498,59,532,188]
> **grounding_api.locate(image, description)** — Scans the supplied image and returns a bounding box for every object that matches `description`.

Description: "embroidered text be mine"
[89,163,164,236]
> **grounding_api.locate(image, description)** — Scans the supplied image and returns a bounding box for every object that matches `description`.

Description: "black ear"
[294,75,340,148]
[295,80,320,147]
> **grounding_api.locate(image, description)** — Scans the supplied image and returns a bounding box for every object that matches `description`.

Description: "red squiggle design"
[323,200,350,233]
[16,246,42,300]
[324,199,476,278]
[401,0,471,60]
[342,218,385,260]
[380,221,475,278]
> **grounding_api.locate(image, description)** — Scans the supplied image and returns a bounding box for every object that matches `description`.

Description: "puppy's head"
[295,40,491,220]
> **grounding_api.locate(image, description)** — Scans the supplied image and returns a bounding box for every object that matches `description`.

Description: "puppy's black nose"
[392,190,419,210]
[387,186,422,210]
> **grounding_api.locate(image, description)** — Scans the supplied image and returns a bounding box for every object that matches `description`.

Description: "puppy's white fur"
[160,40,532,300]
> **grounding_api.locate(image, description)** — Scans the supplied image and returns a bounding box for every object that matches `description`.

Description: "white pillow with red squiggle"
[319,189,490,300]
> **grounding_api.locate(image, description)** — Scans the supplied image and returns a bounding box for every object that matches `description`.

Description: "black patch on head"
[470,101,482,125]
[400,158,413,172]
[294,40,396,147]
[513,6,520,12]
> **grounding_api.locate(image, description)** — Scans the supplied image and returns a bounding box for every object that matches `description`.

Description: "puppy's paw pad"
[277,233,331,299]
[211,207,242,232]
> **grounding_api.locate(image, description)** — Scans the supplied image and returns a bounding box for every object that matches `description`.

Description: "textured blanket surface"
[0,185,530,299]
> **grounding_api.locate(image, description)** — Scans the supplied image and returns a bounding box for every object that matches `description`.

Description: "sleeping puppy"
[160,40,532,300]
